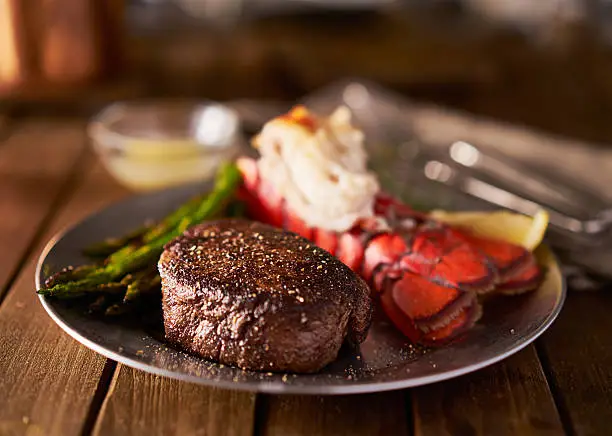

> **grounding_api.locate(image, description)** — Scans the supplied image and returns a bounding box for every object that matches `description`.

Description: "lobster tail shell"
[380,281,482,345]
[496,255,542,295]
[399,225,498,294]
[236,157,541,346]
[390,274,475,332]
[314,228,338,254]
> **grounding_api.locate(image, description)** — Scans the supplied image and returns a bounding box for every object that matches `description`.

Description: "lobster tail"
[236,157,541,346]
[399,225,498,294]
[380,279,482,345]
[496,254,542,295]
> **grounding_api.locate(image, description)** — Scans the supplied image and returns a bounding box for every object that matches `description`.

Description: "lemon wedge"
[429,209,549,251]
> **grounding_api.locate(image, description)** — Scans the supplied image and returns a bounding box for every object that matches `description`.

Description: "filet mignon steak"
[159,219,372,373]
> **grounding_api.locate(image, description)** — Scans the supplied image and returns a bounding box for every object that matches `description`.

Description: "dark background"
[5,0,612,144]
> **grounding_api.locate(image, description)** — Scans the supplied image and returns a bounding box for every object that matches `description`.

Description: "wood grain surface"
[258,391,408,436]
[0,159,127,436]
[0,114,9,138]
[538,292,612,436]
[412,346,564,436]
[1,112,611,436]
[93,365,256,436]
[0,120,88,299]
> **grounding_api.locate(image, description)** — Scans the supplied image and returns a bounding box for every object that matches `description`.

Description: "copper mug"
[0,0,124,89]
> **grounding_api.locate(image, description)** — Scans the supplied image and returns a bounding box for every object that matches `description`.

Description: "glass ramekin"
[88,100,243,191]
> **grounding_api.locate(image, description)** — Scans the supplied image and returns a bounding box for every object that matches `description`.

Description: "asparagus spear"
[142,194,207,243]
[83,192,209,259]
[44,265,98,288]
[93,203,245,315]
[101,195,207,265]
[103,267,161,316]
[124,270,161,302]
[87,270,151,314]
[38,163,242,299]
[88,295,110,314]
[83,225,150,259]
[104,303,128,317]
[110,200,244,306]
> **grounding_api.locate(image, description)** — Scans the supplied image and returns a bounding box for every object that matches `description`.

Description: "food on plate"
[430,209,550,251]
[159,219,372,372]
[37,163,242,315]
[253,105,380,232]
[37,102,549,365]
[236,105,545,345]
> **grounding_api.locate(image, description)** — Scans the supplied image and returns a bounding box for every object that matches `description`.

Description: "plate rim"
[35,192,567,396]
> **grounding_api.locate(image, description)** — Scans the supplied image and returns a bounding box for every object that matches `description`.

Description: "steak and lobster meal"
[38,104,546,373]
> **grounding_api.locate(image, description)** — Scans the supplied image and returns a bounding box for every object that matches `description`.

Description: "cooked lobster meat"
[235,105,543,346]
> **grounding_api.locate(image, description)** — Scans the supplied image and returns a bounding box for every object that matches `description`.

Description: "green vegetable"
[83,226,150,259]
[37,162,242,300]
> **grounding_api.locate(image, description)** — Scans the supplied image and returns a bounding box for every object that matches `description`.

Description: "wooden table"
[1,113,612,436]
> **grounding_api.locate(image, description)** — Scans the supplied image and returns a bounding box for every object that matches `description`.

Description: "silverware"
[421,141,612,240]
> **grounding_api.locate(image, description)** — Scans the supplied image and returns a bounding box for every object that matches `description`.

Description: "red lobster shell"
[236,157,542,346]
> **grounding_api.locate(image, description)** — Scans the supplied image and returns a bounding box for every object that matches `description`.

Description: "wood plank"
[537,291,612,436]
[0,119,87,299]
[0,161,128,436]
[0,114,8,138]
[93,365,256,436]
[259,391,408,436]
[412,346,564,436]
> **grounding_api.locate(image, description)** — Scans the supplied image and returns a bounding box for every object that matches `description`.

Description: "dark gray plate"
[36,184,565,395]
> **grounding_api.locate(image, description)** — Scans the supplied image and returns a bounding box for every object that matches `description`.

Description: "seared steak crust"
[159,219,372,373]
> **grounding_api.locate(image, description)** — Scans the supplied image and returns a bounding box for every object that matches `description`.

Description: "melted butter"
[102,138,237,191]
